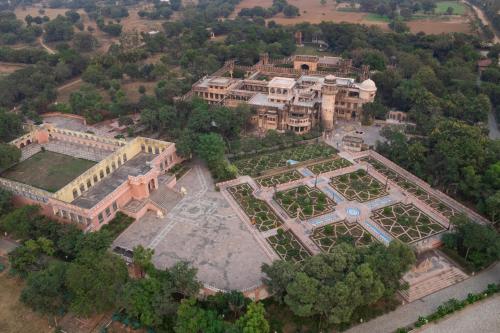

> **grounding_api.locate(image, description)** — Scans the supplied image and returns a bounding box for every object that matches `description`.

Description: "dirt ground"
[231,0,472,34]
[0,62,28,75]
[0,269,53,333]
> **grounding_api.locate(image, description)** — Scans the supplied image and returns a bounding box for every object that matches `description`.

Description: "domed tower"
[358,78,377,102]
[321,75,338,130]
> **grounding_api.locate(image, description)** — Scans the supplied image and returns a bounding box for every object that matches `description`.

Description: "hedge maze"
[256,170,303,187]
[308,157,352,175]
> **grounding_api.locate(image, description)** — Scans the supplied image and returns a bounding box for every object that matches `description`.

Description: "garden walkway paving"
[346,262,500,333]
[113,162,272,291]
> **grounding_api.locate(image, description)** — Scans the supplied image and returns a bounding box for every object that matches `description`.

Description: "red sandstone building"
[0,124,183,231]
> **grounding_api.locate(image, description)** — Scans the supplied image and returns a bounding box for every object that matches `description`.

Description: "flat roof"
[72,153,155,209]
[248,93,286,110]
[269,77,296,89]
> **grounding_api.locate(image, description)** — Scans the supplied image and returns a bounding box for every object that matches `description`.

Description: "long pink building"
[0,124,183,232]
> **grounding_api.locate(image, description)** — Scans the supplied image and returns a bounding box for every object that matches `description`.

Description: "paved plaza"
[113,163,272,291]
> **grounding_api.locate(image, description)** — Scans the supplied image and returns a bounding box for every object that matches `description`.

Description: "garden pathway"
[346,262,500,333]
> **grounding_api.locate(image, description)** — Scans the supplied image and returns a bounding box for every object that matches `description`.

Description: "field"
[0,270,52,333]
[371,203,446,243]
[231,0,471,34]
[1,151,96,192]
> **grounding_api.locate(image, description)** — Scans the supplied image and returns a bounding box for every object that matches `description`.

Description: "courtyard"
[0,150,96,192]
[231,143,337,176]
[113,163,272,291]
[330,169,387,202]
[370,203,447,243]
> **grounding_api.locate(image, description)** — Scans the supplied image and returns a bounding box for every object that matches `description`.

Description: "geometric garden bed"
[330,169,387,202]
[266,228,310,263]
[371,203,446,243]
[275,185,335,220]
[310,220,375,252]
[227,183,283,232]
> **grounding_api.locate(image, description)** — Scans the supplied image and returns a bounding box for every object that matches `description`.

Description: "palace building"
[0,123,183,232]
[190,54,377,134]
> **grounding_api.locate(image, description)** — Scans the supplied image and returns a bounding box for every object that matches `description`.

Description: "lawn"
[1,151,96,192]
[228,183,283,232]
[365,13,391,22]
[371,203,446,243]
[231,143,337,177]
[266,229,310,263]
[311,221,375,252]
[435,1,466,15]
[0,269,52,333]
[275,185,336,220]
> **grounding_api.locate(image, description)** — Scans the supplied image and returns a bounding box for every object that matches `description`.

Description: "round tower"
[321,75,338,130]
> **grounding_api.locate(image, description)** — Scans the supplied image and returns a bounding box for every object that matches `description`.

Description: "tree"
[168,261,202,298]
[132,245,154,278]
[261,260,298,303]
[66,251,128,316]
[73,32,98,52]
[9,237,55,276]
[0,108,23,142]
[44,15,74,42]
[122,277,163,327]
[236,302,270,333]
[0,205,41,239]
[20,261,69,315]
[0,143,21,170]
[0,188,12,216]
[175,298,227,333]
[195,133,226,166]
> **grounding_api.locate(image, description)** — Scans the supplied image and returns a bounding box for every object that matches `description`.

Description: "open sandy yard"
[231,0,472,34]
[0,269,52,333]
[0,62,28,75]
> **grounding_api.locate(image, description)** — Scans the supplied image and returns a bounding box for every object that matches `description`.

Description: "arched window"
[73,189,78,199]
[106,166,110,174]
[100,170,105,178]
[123,154,127,162]
[87,180,91,188]
[79,184,85,193]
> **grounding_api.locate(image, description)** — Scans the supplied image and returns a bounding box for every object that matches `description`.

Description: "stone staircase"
[399,267,468,303]
[149,186,182,212]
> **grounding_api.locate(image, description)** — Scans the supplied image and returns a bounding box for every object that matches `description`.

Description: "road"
[464,0,500,44]
[346,262,500,333]
[38,36,56,55]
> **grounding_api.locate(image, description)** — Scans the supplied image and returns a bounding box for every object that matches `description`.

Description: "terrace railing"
[0,177,53,203]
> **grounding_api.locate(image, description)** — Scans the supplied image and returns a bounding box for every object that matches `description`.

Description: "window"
[94,175,98,182]
[123,154,127,162]
[73,189,78,199]
[100,170,104,178]
[105,207,111,217]
[87,180,91,188]
[112,202,118,211]
[106,166,110,175]
[98,213,104,223]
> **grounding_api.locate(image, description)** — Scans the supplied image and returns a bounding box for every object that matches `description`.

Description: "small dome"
[324,75,337,84]
[360,79,376,90]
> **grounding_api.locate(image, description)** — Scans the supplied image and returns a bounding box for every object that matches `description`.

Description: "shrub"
[324,225,333,235]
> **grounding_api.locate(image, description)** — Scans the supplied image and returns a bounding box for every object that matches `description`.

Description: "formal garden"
[371,203,446,243]
[227,183,283,231]
[274,185,336,220]
[311,221,376,252]
[231,143,337,176]
[330,169,387,202]
[266,228,311,263]
[359,157,456,218]
[256,170,303,187]
[308,157,352,175]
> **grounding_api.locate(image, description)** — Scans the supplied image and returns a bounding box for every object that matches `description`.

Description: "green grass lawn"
[435,1,466,15]
[1,150,96,192]
[364,13,391,22]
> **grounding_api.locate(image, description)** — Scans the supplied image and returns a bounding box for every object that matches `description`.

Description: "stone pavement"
[418,294,500,333]
[346,262,500,333]
[113,162,271,291]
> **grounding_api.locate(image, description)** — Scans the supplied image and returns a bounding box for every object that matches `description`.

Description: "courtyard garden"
[311,221,376,252]
[371,203,446,243]
[330,169,387,202]
[275,185,336,220]
[231,143,337,176]
[359,157,456,218]
[0,150,96,193]
[308,157,352,175]
[266,228,311,263]
[227,183,283,231]
[256,170,303,187]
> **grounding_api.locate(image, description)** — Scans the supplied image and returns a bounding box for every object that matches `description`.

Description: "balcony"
[287,117,311,127]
